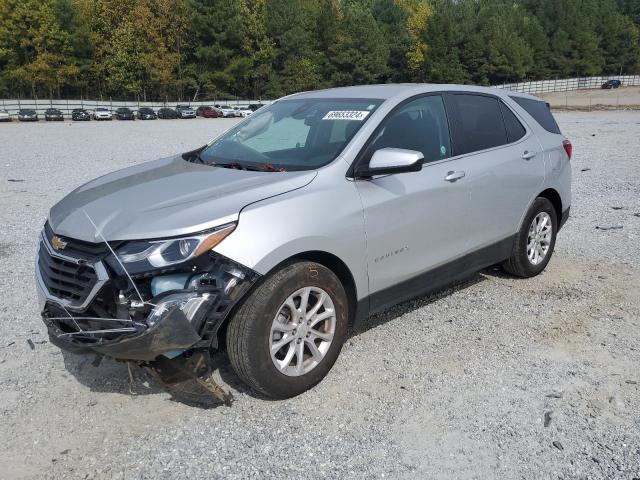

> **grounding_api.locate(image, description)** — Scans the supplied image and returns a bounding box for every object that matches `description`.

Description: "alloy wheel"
[269,287,336,376]
[527,212,553,265]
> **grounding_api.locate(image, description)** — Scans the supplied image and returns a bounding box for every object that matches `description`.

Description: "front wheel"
[503,197,557,278]
[226,261,348,399]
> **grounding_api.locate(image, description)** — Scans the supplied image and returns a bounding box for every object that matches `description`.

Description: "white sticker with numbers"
[322,110,370,121]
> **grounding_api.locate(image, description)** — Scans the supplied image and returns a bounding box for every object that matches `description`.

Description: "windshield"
[198,98,382,171]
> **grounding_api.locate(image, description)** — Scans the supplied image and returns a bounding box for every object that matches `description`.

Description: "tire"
[502,197,557,278]
[227,261,348,399]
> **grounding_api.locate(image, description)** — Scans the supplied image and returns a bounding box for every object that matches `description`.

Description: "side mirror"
[356,148,424,178]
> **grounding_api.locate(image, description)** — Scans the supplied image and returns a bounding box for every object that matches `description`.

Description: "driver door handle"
[522,150,537,160]
[444,170,466,182]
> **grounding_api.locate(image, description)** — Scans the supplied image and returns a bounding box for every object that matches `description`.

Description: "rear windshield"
[510,96,561,134]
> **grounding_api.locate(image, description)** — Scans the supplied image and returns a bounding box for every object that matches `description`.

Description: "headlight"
[147,292,211,327]
[116,223,235,269]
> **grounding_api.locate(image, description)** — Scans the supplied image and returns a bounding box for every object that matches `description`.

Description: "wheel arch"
[537,188,563,222]
[515,187,564,243]
[290,250,358,326]
[215,250,360,349]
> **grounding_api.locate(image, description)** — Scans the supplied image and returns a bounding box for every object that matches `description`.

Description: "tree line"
[0,0,638,101]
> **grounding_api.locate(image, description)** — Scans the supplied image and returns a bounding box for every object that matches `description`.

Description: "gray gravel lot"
[0,113,639,479]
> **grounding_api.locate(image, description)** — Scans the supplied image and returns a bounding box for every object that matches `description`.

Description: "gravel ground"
[0,113,639,480]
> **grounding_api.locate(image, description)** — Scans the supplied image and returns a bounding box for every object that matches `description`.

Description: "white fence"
[494,75,640,94]
[3,75,640,116]
[0,98,271,117]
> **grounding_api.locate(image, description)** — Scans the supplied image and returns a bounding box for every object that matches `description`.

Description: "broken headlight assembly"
[115,223,236,274]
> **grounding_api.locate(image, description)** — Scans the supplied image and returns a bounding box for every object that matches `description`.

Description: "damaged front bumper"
[36,224,259,361]
[44,305,201,361]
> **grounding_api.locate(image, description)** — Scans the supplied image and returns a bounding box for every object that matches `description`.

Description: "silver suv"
[36,85,571,401]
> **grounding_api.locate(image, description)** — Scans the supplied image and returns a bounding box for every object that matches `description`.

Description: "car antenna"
[82,209,150,307]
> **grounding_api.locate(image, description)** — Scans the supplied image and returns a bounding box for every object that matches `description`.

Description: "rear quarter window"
[499,102,526,143]
[510,96,561,134]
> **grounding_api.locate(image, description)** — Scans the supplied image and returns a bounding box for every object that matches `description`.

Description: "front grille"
[38,250,98,303]
[43,222,111,261]
[38,222,110,308]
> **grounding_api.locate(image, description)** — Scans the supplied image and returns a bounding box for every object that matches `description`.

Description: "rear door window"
[510,96,561,134]
[447,94,508,155]
[499,102,526,143]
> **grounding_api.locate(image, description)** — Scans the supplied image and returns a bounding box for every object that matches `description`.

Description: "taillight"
[562,139,572,159]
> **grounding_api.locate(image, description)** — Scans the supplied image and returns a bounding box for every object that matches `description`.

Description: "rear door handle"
[522,151,537,160]
[444,170,465,182]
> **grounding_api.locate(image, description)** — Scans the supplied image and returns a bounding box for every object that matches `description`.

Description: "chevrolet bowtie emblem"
[51,236,68,250]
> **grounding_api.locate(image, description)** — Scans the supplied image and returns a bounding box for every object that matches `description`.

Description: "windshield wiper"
[213,162,265,171]
[193,153,286,172]
[262,163,287,172]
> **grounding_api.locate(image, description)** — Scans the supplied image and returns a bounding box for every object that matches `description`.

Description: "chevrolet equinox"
[36,85,571,401]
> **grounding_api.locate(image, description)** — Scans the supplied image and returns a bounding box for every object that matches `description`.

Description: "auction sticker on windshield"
[322,110,370,121]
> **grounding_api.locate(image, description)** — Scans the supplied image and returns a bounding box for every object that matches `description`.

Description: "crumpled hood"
[49,155,317,242]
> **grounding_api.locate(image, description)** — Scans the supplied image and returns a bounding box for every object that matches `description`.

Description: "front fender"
[214,171,369,301]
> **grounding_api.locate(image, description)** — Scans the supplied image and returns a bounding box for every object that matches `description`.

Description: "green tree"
[325,2,389,86]
[370,0,413,82]
[597,0,640,74]
[1,0,640,99]
[265,0,323,95]
[421,0,472,83]
[0,0,79,98]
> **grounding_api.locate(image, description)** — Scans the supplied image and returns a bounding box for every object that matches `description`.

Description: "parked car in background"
[175,104,196,119]
[18,109,38,122]
[34,84,571,400]
[137,107,157,120]
[71,109,90,121]
[93,107,113,121]
[44,108,64,121]
[196,106,219,118]
[217,105,237,118]
[234,107,253,117]
[115,107,135,120]
[248,103,265,112]
[158,108,179,119]
[601,79,622,89]
[0,110,11,122]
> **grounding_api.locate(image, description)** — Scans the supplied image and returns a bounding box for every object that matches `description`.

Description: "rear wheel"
[227,261,348,399]
[503,197,557,278]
